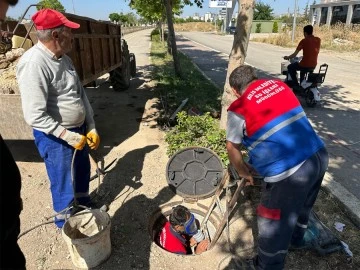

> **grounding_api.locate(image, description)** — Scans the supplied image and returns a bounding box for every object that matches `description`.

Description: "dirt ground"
[8,33,359,269]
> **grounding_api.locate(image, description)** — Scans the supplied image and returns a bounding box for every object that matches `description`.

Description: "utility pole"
[71,0,76,14]
[225,5,228,33]
[291,0,298,42]
[215,14,217,33]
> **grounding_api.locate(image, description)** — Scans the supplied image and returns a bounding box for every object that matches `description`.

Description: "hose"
[18,148,81,239]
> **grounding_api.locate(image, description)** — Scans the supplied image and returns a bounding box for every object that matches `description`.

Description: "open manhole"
[148,147,225,255]
[148,202,221,256]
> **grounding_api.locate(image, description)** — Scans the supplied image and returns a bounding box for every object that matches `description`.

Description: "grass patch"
[150,34,225,163]
[252,22,360,52]
[150,36,222,117]
[174,22,216,32]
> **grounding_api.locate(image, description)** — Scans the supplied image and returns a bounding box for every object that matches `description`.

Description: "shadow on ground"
[92,187,175,270]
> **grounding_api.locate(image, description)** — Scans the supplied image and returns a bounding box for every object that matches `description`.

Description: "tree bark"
[164,0,182,76]
[158,21,164,42]
[161,21,165,42]
[219,0,254,129]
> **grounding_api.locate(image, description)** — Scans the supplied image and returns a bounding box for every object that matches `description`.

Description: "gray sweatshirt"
[16,42,95,137]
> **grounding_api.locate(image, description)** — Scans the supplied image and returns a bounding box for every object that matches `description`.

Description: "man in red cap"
[1,0,26,269]
[16,8,100,228]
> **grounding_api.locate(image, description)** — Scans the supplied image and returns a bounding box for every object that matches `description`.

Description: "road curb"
[321,172,360,228]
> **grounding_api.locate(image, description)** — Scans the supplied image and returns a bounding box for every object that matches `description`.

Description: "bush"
[151,28,160,36]
[150,28,160,41]
[150,28,168,42]
[256,23,262,33]
[272,21,278,33]
[165,111,228,166]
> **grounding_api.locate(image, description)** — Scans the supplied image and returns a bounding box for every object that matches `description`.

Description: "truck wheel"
[130,53,136,77]
[110,40,130,91]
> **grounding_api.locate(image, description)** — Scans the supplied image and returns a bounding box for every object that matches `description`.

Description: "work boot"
[289,226,316,251]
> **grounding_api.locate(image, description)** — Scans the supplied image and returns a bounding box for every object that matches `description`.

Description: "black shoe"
[293,86,306,97]
[289,238,313,251]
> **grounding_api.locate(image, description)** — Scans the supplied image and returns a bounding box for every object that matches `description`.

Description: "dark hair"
[6,0,18,5]
[229,65,258,93]
[169,205,190,227]
[303,25,313,35]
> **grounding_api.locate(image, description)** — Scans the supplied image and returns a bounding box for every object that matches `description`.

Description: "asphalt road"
[179,32,360,111]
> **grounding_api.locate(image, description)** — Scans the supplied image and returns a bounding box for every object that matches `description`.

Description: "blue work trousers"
[256,147,328,270]
[33,125,90,228]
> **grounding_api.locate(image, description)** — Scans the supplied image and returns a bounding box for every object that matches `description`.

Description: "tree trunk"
[161,21,164,42]
[164,0,182,76]
[219,0,255,129]
[158,21,164,42]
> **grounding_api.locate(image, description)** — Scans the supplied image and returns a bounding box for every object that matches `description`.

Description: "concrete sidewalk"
[176,35,360,227]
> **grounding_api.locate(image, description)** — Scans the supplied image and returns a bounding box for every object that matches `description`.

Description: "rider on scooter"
[284,25,321,91]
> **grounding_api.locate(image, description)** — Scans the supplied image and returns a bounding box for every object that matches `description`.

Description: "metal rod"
[291,0,298,42]
[19,22,34,49]
[200,170,229,230]
[216,196,224,215]
[12,4,40,35]
[209,178,245,250]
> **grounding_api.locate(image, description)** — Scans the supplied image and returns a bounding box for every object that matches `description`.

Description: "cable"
[18,149,81,239]
[18,221,54,239]
[71,149,78,205]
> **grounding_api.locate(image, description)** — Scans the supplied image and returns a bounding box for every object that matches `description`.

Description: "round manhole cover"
[166,147,224,200]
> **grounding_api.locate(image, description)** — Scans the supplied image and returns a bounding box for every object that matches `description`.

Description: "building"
[204,12,214,22]
[193,13,200,20]
[310,0,360,25]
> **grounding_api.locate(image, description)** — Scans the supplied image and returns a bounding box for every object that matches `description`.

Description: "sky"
[7,0,310,21]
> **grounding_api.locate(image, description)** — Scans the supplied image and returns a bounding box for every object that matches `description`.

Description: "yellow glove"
[61,130,87,150]
[86,129,100,150]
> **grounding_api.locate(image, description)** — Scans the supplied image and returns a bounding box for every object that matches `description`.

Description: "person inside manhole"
[157,205,209,255]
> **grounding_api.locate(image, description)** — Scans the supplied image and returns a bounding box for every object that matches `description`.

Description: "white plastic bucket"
[62,209,111,269]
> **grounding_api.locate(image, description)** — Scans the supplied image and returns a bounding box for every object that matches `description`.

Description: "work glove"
[61,129,87,150]
[86,129,100,150]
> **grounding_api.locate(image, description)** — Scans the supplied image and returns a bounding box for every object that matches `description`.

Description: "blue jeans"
[256,147,328,270]
[33,125,90,228]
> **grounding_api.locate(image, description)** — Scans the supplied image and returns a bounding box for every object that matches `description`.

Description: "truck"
[0,9,136,140]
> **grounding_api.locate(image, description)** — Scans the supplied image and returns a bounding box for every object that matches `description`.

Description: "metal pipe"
[291,0,298,42]
[12,4,39,35]
[19,22,34,49]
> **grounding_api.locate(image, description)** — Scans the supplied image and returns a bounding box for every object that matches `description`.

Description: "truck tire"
[110,40,130,91]
[130,53,136,77]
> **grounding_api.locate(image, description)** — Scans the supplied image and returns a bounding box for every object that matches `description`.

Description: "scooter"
[281,57,328,107]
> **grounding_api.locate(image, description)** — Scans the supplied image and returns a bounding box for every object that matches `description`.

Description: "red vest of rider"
[158,221,188,254]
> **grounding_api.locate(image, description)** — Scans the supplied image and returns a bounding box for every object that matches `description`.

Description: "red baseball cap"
[32,8,80,30]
